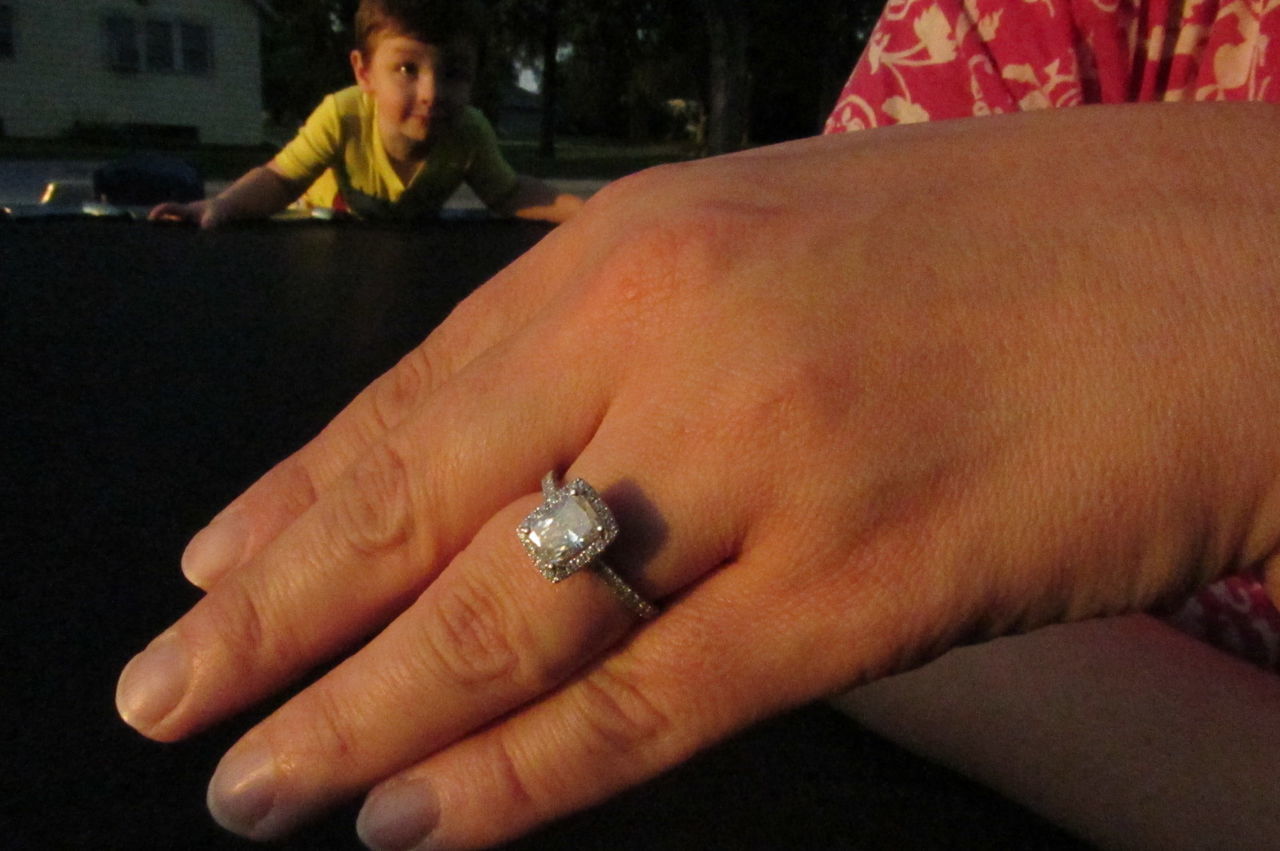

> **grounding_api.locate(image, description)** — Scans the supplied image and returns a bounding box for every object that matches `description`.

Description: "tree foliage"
[748,0,878,143]
[261,0,358,126]
[487,0,882,149]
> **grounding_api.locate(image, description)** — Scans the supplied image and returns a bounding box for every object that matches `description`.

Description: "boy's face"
[352,31,477,154]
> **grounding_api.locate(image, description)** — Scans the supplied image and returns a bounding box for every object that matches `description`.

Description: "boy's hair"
[354,0,485,56]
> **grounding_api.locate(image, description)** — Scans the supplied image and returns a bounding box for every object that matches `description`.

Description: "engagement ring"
[517,472,658,619]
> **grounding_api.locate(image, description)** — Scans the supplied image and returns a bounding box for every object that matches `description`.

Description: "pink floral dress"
[825,0,1280,669]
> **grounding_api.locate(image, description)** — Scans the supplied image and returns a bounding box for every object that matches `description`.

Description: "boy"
[150,0,584,227]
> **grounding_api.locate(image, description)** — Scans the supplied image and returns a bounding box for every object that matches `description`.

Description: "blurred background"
[0,0,886,205]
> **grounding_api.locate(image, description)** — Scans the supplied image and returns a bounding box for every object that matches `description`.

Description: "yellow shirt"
[273,86,519,220]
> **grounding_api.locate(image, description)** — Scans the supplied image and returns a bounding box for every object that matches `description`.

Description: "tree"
[747,0,877,143]
[551,0,706,142]
[260,0,357,127]
[483,0,560,153]
[537,0,561,157]
[699,0,751,154]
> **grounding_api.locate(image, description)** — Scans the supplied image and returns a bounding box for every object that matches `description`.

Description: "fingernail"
[182,508,248,586]
[116,631,189,734]
[208,742,280,839]
[357,779,441,851]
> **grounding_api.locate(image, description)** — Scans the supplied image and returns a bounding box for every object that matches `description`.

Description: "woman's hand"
[117,102,1280,849]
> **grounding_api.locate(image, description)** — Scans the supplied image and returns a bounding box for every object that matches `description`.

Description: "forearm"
[208,163,304,223]
[492,175,585,223]
[833,616,1280,849]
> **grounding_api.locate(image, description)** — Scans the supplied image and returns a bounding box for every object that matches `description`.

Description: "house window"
[105,14,211,75]
[180,23,212,74]
[105,14,140,71]
[0,5,14,59]
[145,19,175,71]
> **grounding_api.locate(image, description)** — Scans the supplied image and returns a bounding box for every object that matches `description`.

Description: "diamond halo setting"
[517,472,657,619]
[518,476,618,582]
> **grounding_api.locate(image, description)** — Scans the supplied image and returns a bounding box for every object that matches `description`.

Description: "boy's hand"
[148,166,299,229]
[116,103,1280,849]
[498,175,587,224]
[148,198,226,229]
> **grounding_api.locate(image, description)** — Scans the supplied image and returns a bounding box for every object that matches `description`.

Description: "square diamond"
[518,479,617,581]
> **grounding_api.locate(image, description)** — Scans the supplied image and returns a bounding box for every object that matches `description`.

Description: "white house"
[0,0,272,145]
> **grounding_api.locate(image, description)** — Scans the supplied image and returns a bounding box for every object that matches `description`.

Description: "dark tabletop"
[0,217,1089,850]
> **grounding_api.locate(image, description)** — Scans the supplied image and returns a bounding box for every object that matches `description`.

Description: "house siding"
[0,0,265,144]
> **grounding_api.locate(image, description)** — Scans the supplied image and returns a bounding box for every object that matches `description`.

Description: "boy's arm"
[149,163,305,229]
[833,615,1280,849]
[489,174,585,224]
[457,108,583,223]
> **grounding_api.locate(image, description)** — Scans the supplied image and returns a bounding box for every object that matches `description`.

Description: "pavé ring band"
[517,472,658,620]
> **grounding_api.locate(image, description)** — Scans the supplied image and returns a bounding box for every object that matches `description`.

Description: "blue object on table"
[92,154,204,205]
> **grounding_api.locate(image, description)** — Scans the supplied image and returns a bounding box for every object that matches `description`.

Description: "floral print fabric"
[824,0,1280,669]
[826,0,1280,131]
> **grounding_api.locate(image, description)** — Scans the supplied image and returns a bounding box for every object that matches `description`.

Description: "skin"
[834,614,1280,850]
[149,31,583,228]
[118,102,1280,849]
[352,33,475,178]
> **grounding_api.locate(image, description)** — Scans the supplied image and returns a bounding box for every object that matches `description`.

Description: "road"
[0,158,103,204]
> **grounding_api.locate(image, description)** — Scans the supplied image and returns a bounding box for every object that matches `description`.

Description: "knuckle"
[301,681,365,764]
[601,210,703,283]
[570,662,672,757]
[331,442,415,557]
[586,161,680,210]
[422,572,546,692]
[587,204,758,317]
[367,346,437,435]
[720,362,818,436]
[565,166,775,360]
[573,223,701,346]
[484,730,540,813]
[258,455,321,517]
[693,330,841,457]
[203,578,295,677]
